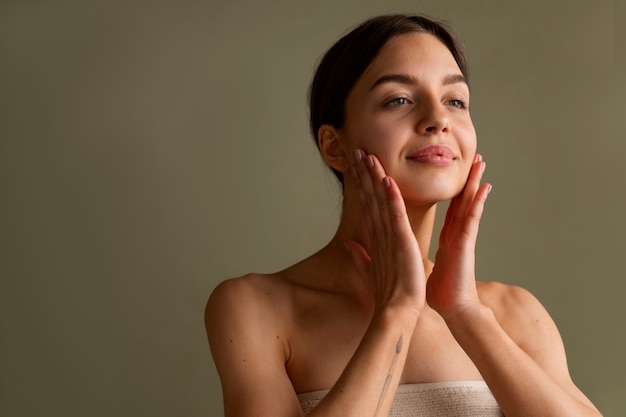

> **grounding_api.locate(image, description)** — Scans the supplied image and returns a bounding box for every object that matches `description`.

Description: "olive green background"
[1,0,624,416]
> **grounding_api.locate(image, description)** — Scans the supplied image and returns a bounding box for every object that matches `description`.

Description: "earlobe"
[318,124,349,173]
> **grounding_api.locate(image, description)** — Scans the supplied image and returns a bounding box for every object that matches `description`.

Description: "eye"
[385,96,410,107]
[448,99,468,110]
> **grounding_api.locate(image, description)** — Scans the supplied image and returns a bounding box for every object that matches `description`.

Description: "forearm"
[445,305,601,417]
[308,306,418,417]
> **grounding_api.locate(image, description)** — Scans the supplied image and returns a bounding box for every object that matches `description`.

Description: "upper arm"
[488,283,597,409]
[205,277,303,417]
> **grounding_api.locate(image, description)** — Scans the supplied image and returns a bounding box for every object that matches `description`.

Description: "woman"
[206,14,601,417]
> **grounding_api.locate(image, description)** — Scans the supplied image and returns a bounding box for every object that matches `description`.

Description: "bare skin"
[206,33,601,417]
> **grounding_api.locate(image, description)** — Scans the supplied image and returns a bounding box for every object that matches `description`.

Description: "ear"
[317,124,350,173]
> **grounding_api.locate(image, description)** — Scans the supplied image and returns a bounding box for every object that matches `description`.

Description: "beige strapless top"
[297,380,504,417]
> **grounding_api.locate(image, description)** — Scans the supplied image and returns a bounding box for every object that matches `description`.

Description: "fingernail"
[383,177,391,188]
[353,149,362,162]
[481,161,486,173]
[487,184,493,193]
[350,165,358,179]
[366,155,374,169]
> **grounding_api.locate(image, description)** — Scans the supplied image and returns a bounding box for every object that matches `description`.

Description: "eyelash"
[383,96,469,110]
[448,99,468,110]
[385,96,410,107]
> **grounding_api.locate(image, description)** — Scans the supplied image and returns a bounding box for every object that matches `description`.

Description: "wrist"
[372,302,421,331]
[440,302,494,334]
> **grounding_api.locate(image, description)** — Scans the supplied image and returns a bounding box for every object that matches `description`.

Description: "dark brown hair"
[308,14,469,184]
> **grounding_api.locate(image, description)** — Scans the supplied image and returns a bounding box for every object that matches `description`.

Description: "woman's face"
[340,32,476,204]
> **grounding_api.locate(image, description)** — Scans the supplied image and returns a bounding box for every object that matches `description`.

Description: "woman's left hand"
[426,154,492,320]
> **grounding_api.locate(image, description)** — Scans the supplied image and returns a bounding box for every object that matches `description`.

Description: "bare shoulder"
[477,282,555,339]
[205,273,292,344]
[205,273,295,375]
[477,280,546,322]
[477,281,600,409]
[205,273,303,416]
[477,281,569,375]
[206,273,283,313]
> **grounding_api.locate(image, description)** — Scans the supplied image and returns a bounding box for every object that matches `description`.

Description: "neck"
[329,192,437,275]
[304,189,438,297]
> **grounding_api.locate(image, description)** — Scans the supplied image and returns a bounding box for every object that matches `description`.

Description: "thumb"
[344,240,371,278]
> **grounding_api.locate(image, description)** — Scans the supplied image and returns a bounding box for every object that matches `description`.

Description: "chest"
[284,301,482,394]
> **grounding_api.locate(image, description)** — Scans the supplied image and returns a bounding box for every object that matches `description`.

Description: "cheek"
[463,119,477,148]
[342,126,381,157]
[346,119,403,156]
[459,123,477,157]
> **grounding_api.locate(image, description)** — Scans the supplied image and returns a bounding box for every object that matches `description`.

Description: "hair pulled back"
[308,14,469,184]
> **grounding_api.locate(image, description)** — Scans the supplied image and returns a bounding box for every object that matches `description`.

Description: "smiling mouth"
[406,145,456,165]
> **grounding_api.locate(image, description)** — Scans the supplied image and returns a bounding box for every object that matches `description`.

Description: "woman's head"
[309,14,469,185]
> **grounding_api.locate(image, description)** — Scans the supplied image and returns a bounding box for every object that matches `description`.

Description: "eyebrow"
[369,73,468,91]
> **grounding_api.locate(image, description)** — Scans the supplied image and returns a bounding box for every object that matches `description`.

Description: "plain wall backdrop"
[1,0,624,416]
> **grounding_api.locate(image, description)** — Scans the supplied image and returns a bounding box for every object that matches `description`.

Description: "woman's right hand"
[344,149,426,316]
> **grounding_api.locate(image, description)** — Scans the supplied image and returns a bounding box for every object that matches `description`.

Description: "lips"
[406,145,456,165]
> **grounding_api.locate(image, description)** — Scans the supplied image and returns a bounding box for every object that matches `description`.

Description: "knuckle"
[389,210,404,223]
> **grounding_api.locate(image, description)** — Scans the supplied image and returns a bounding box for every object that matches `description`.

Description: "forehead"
[357,32,463,88]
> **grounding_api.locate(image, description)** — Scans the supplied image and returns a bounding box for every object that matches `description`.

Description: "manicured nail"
[481,161,486,173]
[487,184,493,193]
[383,177,391,188]
[353,149,362,162]
[366,155,374,169]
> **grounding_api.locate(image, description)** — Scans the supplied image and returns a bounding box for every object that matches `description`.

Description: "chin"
[397,177,465,205]
[403,192,459,206]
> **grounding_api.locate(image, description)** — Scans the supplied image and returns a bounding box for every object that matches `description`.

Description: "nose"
[416,101,449,135]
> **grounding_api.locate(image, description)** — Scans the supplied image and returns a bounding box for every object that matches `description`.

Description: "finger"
[354,150,384,238]
[454,158,486,219]
[353,151,416,251]
[462,159,485,202]
[451,154,481,216]
[379,174,415,243]
[462,182,492,239]
[445,182,491,253]
[363,154,414,248]
[367,154,395,239]
[352,150,375,234]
